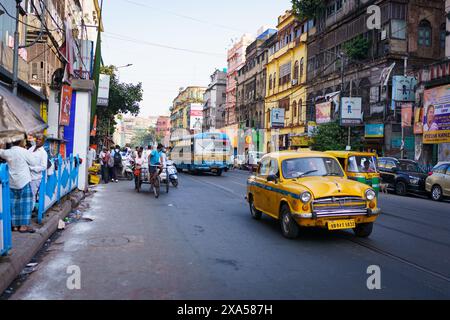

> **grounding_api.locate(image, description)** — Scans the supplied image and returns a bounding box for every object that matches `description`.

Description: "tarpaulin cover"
[0,84,48,144]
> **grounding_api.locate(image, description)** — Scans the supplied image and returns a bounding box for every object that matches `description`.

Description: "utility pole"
[12,0,22,96]
[401,56,408,159]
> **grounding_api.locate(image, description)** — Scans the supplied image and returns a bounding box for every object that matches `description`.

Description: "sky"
[102,0,291,118]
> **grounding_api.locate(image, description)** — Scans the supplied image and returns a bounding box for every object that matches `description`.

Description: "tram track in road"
[184,171,450,286]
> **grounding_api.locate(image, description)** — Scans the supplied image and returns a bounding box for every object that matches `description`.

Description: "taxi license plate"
[328,220,356,230]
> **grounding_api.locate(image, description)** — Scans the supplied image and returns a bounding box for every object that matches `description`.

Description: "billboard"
[392,76,417,102]
[341,97,362,126]
[316,101,332,124]
[365,124,384,138]
[423,85,450,144]
[59,85,73,126]
[190,103,203,131]
[97,74,111,106]
[270,108,285,128]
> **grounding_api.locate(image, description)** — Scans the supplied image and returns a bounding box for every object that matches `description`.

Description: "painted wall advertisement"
[59,85,73,126]
[270,108,285,128]
[315,101,331,124]
[341,97,362,126]
[190,103,203,131]
[423,84,450,144]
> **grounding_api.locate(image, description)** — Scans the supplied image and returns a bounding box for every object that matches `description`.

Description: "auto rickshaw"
[325,151,380,196]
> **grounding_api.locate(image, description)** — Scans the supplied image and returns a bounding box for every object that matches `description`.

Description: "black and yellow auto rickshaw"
[325,151,380,196]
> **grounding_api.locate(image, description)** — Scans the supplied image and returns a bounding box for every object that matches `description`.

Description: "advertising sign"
[290,135,309,147]
[315,102,332,124]
[365,124,384,138]
[392,76,417,102]
[271,108,285,128]
[97,74,111,106]
[423,85,450,144]
[341,97,362,126]
[401,103,413,128]
[190,103,203,131]
[59,85,73,126]
[380,62,396,86]
[307,121,317,137]
[413,108,424,134]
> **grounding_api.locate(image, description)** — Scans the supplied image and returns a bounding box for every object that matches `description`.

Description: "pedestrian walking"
[108,147,116,182]
[111,145,122,182]
[99,147,110,184]
[0,136,40,233]
[28,134,48,212]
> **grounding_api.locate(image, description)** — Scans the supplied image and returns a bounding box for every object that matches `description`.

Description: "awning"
[0,84,48,144]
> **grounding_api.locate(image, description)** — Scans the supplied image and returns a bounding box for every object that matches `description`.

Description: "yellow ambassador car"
[246,151,381,239]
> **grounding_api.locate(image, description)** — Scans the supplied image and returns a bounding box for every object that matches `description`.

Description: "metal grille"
[312,196,367,217]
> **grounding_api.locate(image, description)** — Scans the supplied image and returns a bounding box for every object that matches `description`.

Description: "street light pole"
[12,0,22,96]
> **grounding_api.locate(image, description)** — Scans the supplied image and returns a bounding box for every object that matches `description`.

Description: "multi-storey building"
[264,10,310,152]
[236,28,277,130]
[114,116,159,147]
[305,0,446,158]
[224,34,254,128]
[203,69,227,131]
[170,86,206,139]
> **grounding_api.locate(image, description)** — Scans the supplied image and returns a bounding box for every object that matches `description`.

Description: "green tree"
[94,65,144,145]
[311,121,363,151]
[130,127,165,147]
[291,0,325,20]
[343,36,370,61]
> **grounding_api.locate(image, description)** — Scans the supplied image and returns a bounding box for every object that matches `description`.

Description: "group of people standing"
[0,134,48,233]
[98,143,167,185]
[99,145,124,184]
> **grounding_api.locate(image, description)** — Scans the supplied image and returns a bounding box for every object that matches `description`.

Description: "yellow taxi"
[246,151,381,239]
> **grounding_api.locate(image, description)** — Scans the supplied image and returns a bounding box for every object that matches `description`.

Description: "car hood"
[290,176,369,199]
[404,172,428,180]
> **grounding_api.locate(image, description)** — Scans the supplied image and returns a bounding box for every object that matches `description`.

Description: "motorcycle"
[122,157,134,181]
[160,160,179,188]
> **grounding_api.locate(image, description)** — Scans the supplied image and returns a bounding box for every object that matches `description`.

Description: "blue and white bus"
[170,132,233,176]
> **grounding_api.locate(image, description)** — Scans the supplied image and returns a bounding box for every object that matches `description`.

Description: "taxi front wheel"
[280,205,300,239]
[354,223,373,238]
[249,196,262,220]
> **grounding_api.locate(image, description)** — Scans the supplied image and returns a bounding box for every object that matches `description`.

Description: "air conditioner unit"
[292,79,298,86]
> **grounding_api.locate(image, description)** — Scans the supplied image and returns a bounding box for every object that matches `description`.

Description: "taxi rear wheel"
[280,205,300,239]
[249,195,262,220]
[354,223,373,238]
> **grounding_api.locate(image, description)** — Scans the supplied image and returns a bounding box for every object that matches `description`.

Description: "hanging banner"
[316,101,332,124]
[341,97,362,126]
[413,107,424,134]
[90,115,98,137]
[97,74,111,106]
[59,85,73,126]
[189,103,203,131]
[423,84,450,144]
[401,103,413,128]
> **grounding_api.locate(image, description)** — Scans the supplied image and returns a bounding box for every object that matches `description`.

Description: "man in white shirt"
[0,137,40,233]
[28,134,48,212]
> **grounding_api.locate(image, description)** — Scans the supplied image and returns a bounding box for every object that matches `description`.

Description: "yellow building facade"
[265,11,309,152]
[170,86,206,139]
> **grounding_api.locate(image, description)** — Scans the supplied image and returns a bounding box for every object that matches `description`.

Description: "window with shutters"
[293,61,299,82]
[418,20,432,47]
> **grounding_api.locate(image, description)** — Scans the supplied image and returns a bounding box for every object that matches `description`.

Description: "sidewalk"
[0,190,85,294]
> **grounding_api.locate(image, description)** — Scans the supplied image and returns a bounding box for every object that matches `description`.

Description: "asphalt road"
[8,170,450,299]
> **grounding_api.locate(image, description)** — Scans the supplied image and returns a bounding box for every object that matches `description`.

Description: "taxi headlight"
[300,191,312,204]
[365,189,376,201]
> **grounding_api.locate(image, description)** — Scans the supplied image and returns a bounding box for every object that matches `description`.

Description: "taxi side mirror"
[267,175,278,183]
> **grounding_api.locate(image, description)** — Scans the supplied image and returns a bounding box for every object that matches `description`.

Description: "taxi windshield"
[348,156,378,173]
[282,157,344,179]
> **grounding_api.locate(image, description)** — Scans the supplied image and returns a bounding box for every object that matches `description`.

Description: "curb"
[0,190,85,294]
